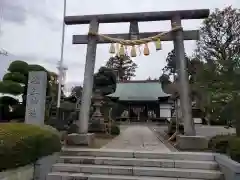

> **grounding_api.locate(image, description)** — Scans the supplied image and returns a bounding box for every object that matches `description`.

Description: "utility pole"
[0,1,8,56]
[57,0,67,109]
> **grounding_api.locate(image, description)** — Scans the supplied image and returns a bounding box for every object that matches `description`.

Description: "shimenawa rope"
[88,26,182,46]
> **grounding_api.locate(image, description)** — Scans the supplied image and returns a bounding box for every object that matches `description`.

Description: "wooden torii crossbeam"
[66,9,210,44]
[65,9,209,24]
[64,9,210,144]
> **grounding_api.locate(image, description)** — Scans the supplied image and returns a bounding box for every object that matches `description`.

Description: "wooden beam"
[65,9,209,25]
[72,30,199,44]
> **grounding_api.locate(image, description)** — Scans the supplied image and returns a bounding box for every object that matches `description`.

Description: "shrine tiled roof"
[107,80,170,101]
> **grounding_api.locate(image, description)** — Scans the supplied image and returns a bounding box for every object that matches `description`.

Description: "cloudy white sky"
[0,0,239,90]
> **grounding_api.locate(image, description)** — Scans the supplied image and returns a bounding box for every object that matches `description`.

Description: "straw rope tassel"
[155,38,162,51]
[116,43,120,56]
[88,26,183,56]
[138,45,141,55]
[125,46,128,56]
[143,43,150,56]
[119,44,125,56]
[109,43,115,54]
[130,45,137,57]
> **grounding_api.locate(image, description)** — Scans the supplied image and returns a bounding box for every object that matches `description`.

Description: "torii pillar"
[66,19,99,145]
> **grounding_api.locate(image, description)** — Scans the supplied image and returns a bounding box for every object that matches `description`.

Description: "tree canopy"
[196,6,240,65]
[71,86,82,99]
[105,55,137,81]
[0,61,49,97]
[162,49,190,76]
[93,66,117,95]
[64,85,83,103]
[0,60,62,121]
[193,6,240,134]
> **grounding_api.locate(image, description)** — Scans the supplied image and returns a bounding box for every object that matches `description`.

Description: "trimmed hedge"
[229,137,240,162]
[42,125,61,137]
[208,134,240,163]
[0,123,61,171]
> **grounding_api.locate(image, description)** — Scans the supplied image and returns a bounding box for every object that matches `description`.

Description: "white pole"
[57,0,67,108]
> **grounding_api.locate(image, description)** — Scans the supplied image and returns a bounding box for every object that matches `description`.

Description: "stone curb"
[214,153,240,180]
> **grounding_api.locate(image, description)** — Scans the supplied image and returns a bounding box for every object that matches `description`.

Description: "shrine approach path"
[102,125,170,152]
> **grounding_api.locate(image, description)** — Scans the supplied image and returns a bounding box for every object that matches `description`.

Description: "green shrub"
[209,134,240,163]
[110,124,120,135]
[0,123,61,171]
[208,134,234,153]
[229,137,240,163]
[42,125,61,137]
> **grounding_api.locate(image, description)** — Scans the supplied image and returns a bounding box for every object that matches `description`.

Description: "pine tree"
[105,55,137,81]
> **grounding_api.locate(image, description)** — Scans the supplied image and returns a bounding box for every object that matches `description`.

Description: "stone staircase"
[47,148,224,180]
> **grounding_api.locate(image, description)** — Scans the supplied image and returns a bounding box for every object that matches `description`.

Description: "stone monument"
[25,71,47,126]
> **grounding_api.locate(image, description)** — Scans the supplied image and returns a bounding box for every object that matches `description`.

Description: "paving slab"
[102,125,170,152]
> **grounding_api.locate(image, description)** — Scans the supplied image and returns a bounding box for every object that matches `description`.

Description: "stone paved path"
[102,125,170,152]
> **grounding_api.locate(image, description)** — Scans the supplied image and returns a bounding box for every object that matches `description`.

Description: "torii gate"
[64,9,209,145]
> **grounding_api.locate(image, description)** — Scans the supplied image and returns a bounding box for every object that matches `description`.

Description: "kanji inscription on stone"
[29,75,41,84]
[25,71,47,126]
[28,107,37,118]
[30,95,40,105]
[29,87,40,95]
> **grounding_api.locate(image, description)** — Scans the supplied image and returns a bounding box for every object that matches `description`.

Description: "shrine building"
[107,80,172,122]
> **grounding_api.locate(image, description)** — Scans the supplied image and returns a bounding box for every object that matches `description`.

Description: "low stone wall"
[0,165,34,180]
[34,152,60,180]
[0,152,59,180]
[214,153,240,180]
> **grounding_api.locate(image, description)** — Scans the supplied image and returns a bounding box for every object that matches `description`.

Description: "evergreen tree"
[105,55,137,81]
[194,6,240,134]
[0,60,61,121]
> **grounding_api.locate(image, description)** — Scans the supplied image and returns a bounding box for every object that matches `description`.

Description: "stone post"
[171,15,195,136]
[25,71,47,126]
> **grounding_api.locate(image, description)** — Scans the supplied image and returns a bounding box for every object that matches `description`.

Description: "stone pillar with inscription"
[25,71,47,126]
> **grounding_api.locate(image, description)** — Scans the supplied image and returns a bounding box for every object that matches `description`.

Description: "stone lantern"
[89,89,105,132]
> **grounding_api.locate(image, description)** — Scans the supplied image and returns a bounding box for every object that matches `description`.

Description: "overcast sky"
[0,0,239,91]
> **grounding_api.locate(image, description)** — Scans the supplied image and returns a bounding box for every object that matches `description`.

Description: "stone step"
[62,148,215,161]
[59,156,218,170]
[52,163,223,180]
[47,172,213,180]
